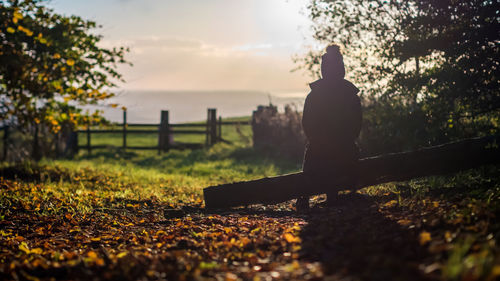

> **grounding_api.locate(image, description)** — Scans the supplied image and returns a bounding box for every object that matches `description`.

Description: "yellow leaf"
[491,265,500,278]
[66,59,75,66]
[7,27,15,33]
[383,200,398,208]
[31,248,43,255]
[397,219,412,226]
[444,231,452,242]
[116,252,127,258]
[110,103,118,108]
[19,242,30,254]
[224,227,232,234]
[53,53,61,59]
[419,231,431,245]
[87,251,98,259]
[95,258,105,266]
[13,11,23,20]
[283,233,301,243]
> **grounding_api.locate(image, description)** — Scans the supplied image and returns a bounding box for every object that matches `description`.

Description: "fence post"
[159,110,169,153]
[218,116,222,141]
[208,108,217,146]
[122,109,127,151]
[2,126,8,161]
[70,129,78,157]
[87,121,91,155]
[206,109,210,146]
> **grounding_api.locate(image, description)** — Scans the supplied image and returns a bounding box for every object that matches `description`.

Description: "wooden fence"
[0,125,8,160]
[76,108,250,155]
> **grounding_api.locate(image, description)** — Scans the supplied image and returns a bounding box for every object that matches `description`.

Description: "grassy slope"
[0,120,499,280]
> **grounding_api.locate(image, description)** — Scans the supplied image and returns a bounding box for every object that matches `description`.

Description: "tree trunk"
[203,136,500,209]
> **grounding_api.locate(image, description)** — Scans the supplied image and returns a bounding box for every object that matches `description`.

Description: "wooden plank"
[125,146,159,150]
[169,130,207,134]
[127,123,159,127]
[78,145,158,150]
[170,123,207,128]
[203,136,500,209]
[219,121,251,125]
[77,130,158,134]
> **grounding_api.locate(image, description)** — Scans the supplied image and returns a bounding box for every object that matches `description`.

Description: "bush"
[251,104,306,161]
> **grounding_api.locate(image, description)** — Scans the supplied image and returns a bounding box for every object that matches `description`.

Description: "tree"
[297,0,499,153]
[0,0,129,159]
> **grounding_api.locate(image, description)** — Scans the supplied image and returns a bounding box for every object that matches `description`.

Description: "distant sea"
[91,90,307,124]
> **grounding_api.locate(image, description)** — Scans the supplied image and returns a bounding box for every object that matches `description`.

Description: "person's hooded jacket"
[301,46,362,174]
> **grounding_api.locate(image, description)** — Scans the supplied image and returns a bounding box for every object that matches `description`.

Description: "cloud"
[133,37,203,49]
[108,36,310,91]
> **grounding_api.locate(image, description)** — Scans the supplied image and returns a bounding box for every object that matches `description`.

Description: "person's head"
[321,45,345,80]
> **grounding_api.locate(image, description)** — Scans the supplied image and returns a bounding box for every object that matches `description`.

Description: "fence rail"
[76,108,251,155]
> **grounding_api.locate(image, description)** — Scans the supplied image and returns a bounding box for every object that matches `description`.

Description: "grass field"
[0,120,499,280]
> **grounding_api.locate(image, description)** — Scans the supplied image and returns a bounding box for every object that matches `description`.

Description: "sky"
[47,0,315,93]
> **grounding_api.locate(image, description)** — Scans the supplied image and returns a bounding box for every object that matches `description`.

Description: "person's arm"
[351,94,362,140]
[301,93,314,142]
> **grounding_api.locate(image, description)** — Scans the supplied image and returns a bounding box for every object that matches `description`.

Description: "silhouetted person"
[297,45,362,210]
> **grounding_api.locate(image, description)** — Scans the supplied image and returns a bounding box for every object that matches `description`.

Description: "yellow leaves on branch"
[37,33,47,44]
[17,25,33,36]
[13,11,23,24]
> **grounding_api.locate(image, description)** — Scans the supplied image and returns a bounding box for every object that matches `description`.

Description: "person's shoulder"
[309,79,323,92]
[342,79,360,95]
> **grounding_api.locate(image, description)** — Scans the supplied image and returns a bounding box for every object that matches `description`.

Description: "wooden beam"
[203,136,500,209]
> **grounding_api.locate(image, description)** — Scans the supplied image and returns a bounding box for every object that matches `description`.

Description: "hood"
[309,78,359,95]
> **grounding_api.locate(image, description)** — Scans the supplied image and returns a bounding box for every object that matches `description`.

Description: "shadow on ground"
[299,193,435,281]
